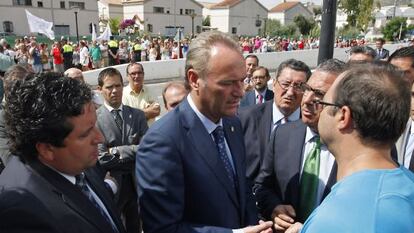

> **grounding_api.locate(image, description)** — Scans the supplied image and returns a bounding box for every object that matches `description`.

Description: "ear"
[36,142,56,162]
[97,86,102,91]
[187,68,200,91]
[336,106,353,130]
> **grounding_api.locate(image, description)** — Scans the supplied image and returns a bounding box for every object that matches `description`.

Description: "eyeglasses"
[276,80,304,92]
[300,83,326,99]
[312,99,342,108]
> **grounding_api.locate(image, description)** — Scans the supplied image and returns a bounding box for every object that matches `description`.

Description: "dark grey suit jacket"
[239,89,274,108]
[254,120,337,220]
[239,101,274,182]
[0,157,125,233]
[375,48,389,60]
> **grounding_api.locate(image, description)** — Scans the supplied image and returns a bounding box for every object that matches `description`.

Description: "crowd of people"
[0,30,413,233]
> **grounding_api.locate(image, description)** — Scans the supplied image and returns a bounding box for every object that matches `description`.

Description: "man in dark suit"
[136,31,272,233]
[254,59,346,232]
[0,73,125,233]
[239,59,311,182]
[96,67,148,233]
[389,46,414,84]
[240,66,274,108]
[375,38,389,61]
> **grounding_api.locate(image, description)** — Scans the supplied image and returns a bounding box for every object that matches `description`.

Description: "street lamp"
[72,6,80,44]
[190,12,196,38]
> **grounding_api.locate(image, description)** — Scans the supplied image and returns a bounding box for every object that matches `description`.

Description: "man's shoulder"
[239,101,272,119]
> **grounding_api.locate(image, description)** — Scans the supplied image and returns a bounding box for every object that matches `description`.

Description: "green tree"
[337,25,361,39]
[203,16,211,27]
[338,0,374,31]
[294,15,315,36]
[309,25,321,38]
[382,17,407,41]
[266,19,298,38]
[312,6,322,17]
[108,17,120,35]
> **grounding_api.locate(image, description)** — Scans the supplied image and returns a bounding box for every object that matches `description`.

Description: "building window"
[37,1,43,7]
[180,9,183,15]
[196,25,201,33]
[60,1,65,8]
[12,0,32,6]
[3,21,14,33]
[147,24,153,32]
[69,1,85,10]
[185,9,195,15]
[166,10,170,14]
[231,27,237,34]
[153,7,164,13]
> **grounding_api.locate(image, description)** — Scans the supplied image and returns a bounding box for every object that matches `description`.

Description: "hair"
[388,46,414,68]
[275,59,312,81]
[3,64,31,93]
[98,67,123,87]
[331,63,410,146]
[316,58,347,75]
[245,54,259,65]
[5,72,93,162]
[126,62,144,75]
[349,46,376,59]
[376,38,385,44]
[162,81,187,107]
[253,66,270,78]
[185,31,241,89]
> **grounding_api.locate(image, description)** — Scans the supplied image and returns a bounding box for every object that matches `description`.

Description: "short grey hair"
[185,31,240,89]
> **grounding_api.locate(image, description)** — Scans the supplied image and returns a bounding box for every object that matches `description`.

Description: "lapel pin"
[231,126,234,132]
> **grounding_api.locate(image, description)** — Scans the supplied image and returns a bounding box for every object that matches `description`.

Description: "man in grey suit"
[96,67,148,233]
[254,59,346,232]
[239,59,311,182]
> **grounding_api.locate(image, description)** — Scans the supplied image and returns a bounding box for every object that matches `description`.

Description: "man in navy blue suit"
[136,31,272,233]
[240,66,274,108]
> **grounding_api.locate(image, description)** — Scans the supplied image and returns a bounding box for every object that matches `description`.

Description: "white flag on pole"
[25,9,55,40]
[91,23,97,41]
[97,23,112,41]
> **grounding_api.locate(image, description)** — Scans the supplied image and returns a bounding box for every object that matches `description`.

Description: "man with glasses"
[254,59,346,232]
[122,63,160,125]
[240,66,274,108]
[239,59,311,182]
[295,63,414,233]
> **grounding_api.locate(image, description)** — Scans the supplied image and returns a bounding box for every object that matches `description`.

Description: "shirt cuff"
[233,229,244,233]
[104,179,118,194]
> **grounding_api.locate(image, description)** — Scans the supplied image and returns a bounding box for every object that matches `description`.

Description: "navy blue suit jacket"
[240,89,274,108]
[136,99,258,233]
[254,120,337,220]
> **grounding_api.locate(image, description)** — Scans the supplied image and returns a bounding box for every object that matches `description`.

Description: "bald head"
[162,82,188,111]
[64,68,84,83]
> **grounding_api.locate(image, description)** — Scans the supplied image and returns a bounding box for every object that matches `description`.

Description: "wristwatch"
[110,147,120,157]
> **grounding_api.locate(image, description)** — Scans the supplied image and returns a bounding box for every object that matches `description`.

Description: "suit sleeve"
[0,188,63,233]
[253,129,283,220]
[136,130,232,233]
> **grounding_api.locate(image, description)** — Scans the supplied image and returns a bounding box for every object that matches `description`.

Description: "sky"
[197,0,323,9]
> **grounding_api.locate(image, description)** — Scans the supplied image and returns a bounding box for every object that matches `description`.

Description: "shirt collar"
[255,88,268,98]
[104,102,123,113]
[126,84,145,95]
[187,95,223,134]
[305,126,319,143]
[272,102,300,125]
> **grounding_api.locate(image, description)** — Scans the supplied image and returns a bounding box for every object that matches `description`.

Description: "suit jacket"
[0,157,125,233]
[254,120,337,220]
[239,89,274,108]
[239,101,274,181]
[375,48,389,60]
[393,120,414,171]
[136,99,258,233]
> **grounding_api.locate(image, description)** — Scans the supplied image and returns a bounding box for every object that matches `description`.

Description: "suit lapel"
[259,101,273,143]
[322,162,337,199]
[28,160,117,233]
[180,100,239,208]
[121,106,133,142]
[248,91,255,105]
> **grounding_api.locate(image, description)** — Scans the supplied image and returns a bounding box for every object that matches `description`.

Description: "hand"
[243,220,273,233]
[285,222,303,233]
[271,205,296,232]
[144,102,161,119]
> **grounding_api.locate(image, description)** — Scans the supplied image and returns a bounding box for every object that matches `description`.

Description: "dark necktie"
[212,126,238,189]
[410,149,414,171]
[298,136,321,222]
[75,173,119,233]
[111,109,123,132]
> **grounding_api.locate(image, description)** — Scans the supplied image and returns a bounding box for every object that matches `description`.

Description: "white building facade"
[268,1,313,25]
[122,0,203,37]
[0,0,99,37]
[204,0,268,36]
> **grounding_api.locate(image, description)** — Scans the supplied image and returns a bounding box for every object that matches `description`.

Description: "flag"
[91,23,97,41]
[97,23,112,41]
[25,9,55,40]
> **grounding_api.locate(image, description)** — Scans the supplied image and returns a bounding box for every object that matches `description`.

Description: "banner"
[97,23,112,41]
[25,9,55,40]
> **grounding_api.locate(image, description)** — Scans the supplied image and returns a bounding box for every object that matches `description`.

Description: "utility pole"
[317,0,337,64]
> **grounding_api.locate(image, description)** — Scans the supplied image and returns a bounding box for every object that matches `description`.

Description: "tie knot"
[313,136,321,147]
[111,109,120,114]
[75,173,87,188]
[213,125,224,137]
